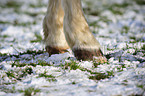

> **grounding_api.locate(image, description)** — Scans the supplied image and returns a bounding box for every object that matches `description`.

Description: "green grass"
[37,60,51,66]
[11,60,51,67]
[132,48,138,55]
[0,1,22,8]
[20,50,44,55]
[0,20,37,27]
[0,35,9,38]
[0,52,8,56]
[108,7,124,15]
[19,87,41,96]
[89,73,109,80]
[134,0,145,5]
[6,70,16,79]
[137,84,144,90]
[24,67,33,74]
[89,71,114,80]
[0,86,16,93]
[29,0,47,8]
[93,61,102,68]
[11,62,36,67]
[105,2,130,15]
[129,36,145,43]
[61,60,114,80]
[121,25,130,34]
[117,64,126,72]
[6,67,33,81]
[62,61,81,70]
[108,2,130,8]
[23,12,40,17]
[88,21,102,34]
[38,71,56,82]
[1,86,41,95]
[107,48,115,51]
[71,81,76,85]
[89,11,101,16]
[89,16,111,27]
[99,16,112,23]
[142,44,145,50]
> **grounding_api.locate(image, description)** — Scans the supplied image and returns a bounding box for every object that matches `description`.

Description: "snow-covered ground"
[0,0,145,96]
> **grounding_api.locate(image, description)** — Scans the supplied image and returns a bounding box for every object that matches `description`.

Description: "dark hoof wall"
[73,48,107,63]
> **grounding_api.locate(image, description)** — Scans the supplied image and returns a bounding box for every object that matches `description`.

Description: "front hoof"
[73,48,107,63]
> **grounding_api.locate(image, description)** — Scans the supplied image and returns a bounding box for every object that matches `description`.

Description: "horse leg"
[62,0,107,62]
[43,0,69,56]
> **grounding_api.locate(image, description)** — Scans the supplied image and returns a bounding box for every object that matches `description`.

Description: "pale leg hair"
[43,0,69,56]
[43,0,107,62]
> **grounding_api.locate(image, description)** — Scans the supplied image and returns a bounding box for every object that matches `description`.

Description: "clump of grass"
[0,20,36,27]
[107,48,115,51]
[130,36,136,40]
[137,84,144,90]
[14,20,37,26]
[11,62,36,67]
[77,65,114,81]
[62,60,114,81]
[129,40,137,43]
[142,44,145,50]
[1,1,22,8]
[121,80,128,86]
[108,7,124,15]
[99,16,112,23]
[93,61,102,68]
[6,67,33,81]
[129,36,145,43]
[88,21,102,33]
[106,2,130,15]
[89,71,114,80]
[25,12,38,17]
[19,87,41,96]
[29,0,46,8]
[89,73,108,80]
[0,64,4,70]
[89,21,100,27]
[37,60,51,66]
[72,81,76,85]
[1,86,16,93]
[134,0,145,5]
[38,71,56,82]
[19,50,44,56]
[10,54,20,58]
[63,61,80,70]
[117,64,126,72]
[121,25,130,34]
[0,52,7,56]
[0,21,10,24]
[6,70,15,79]
[110,2,130,8]
[24,67,33,75]
[11,60,51,67]
[0,34,9,44]
[0,35,9,38]
[89,16,111,27]
[89,11,100,16]
[133,48,138,55]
